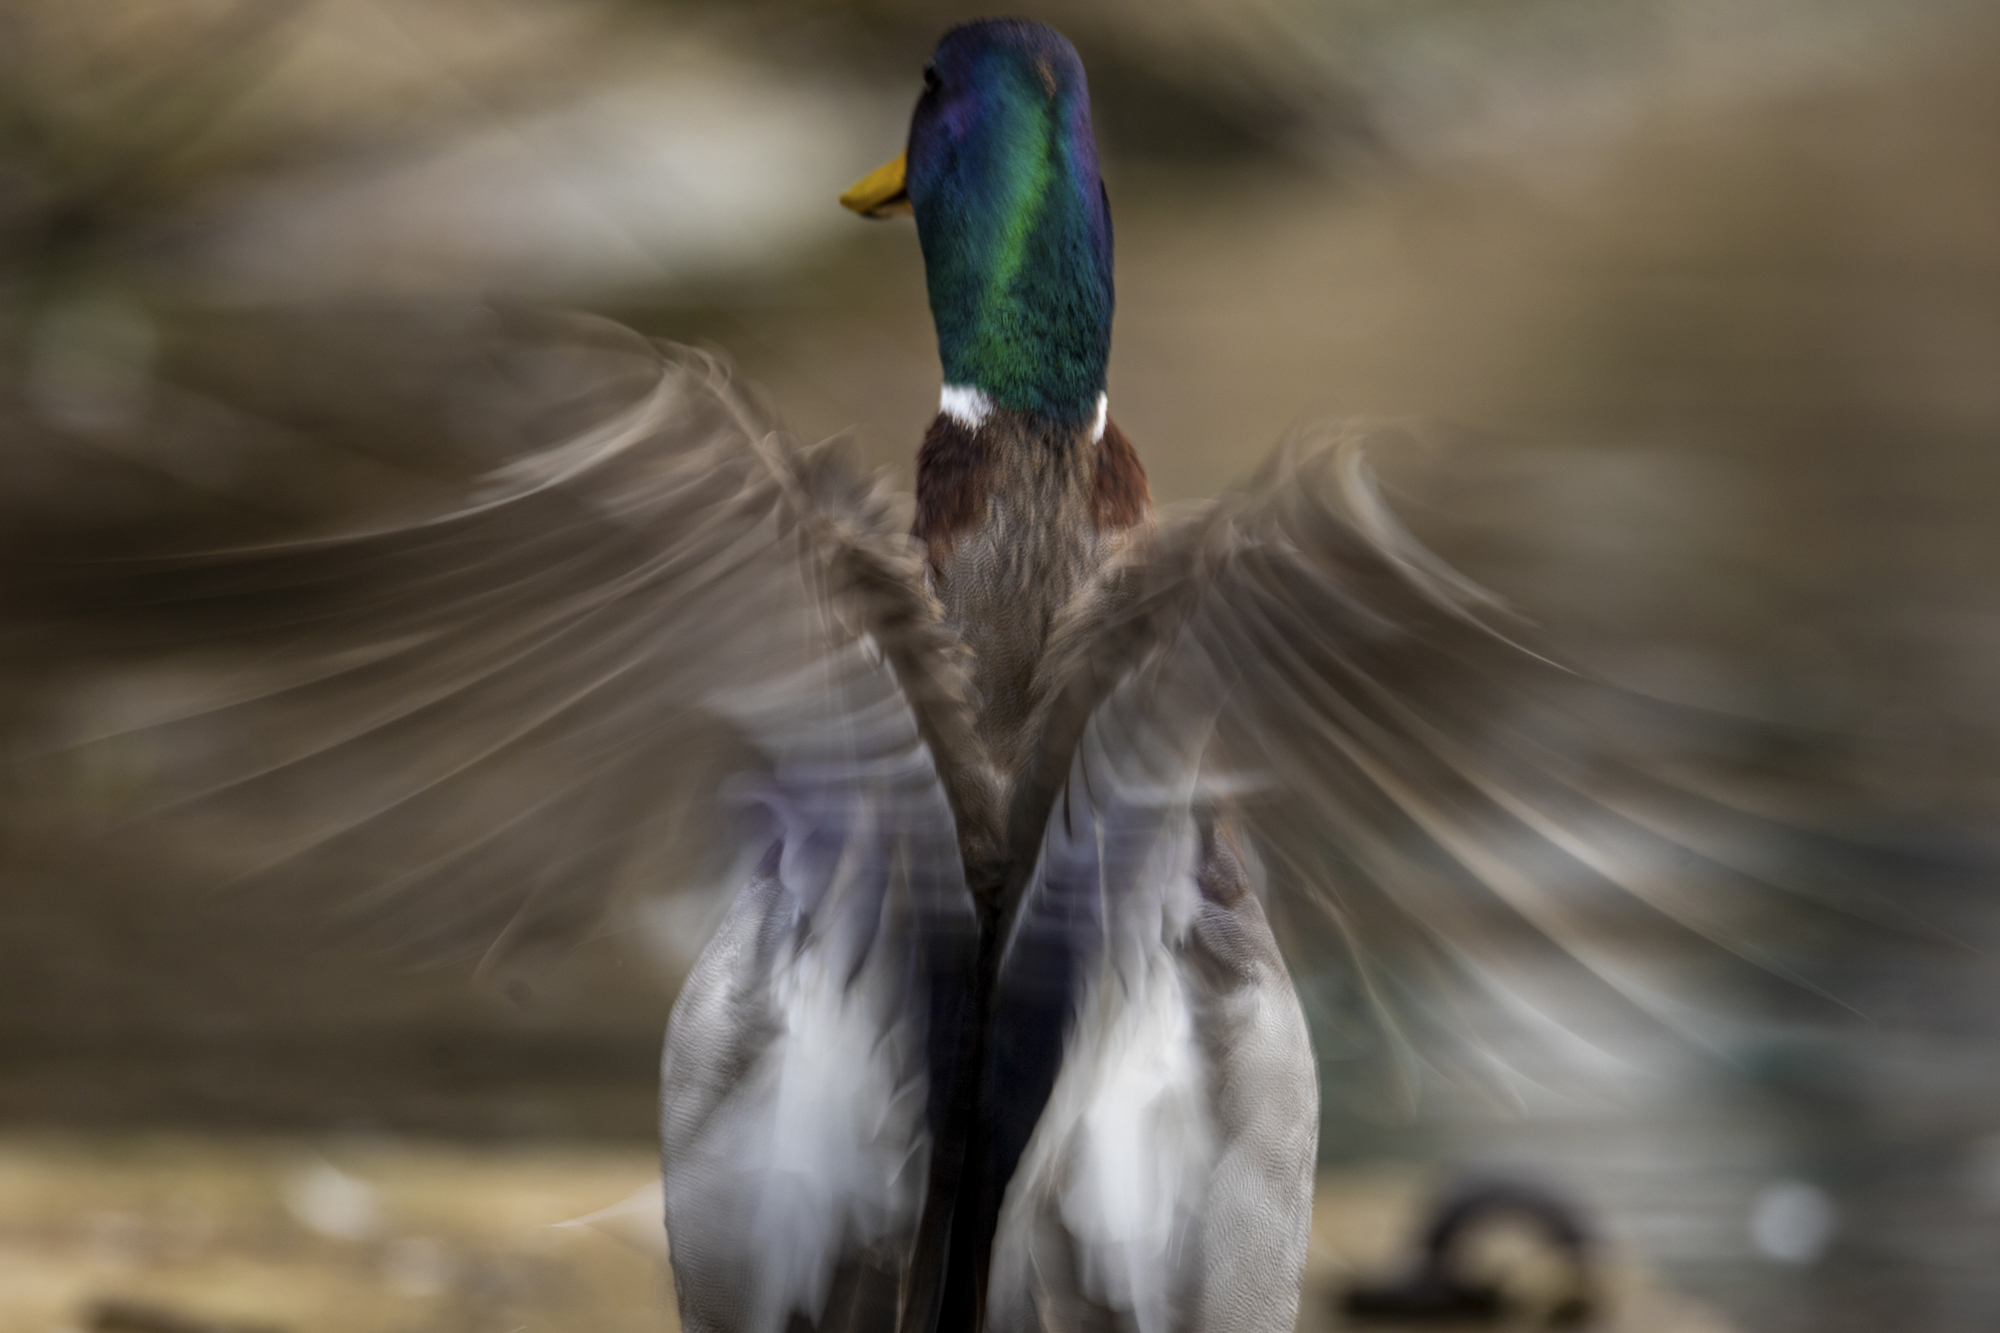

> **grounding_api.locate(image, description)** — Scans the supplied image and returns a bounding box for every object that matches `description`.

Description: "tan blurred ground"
[0,1138,1731,1333]
[0,1134,668,1333]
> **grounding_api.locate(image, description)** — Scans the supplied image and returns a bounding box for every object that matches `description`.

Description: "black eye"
[922,64,941,93]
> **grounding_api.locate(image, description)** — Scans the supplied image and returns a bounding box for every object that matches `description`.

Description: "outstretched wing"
[940,418,1995,1329]
[4,308,1005,1333]
[1003,421,1991,1110]
[10,309,997,973]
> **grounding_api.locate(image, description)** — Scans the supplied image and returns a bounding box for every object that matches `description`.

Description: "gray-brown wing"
[1011,423,1991,1108]
[3,309,997,1333]
[9,312,993,974]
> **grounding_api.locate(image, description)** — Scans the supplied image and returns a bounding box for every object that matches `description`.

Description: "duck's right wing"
[1007,423,1988,1100]
[938,419,1992,1332]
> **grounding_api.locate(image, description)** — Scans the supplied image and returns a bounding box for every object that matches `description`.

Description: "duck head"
[843,20,1112,430]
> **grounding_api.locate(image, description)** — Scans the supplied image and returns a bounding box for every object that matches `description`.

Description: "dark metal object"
[1342,1177,1597,1326]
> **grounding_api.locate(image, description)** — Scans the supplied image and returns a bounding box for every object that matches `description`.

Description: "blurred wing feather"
[1016,423,1973,1099]
[30,313,997,968]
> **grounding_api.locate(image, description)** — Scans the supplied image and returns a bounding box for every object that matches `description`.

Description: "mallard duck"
[14,16,1958,1333]
[665,28,1315,1333]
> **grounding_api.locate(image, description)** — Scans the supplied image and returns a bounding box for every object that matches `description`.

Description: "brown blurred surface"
[0,1144,1732,1333]
[0,1134,669,1333]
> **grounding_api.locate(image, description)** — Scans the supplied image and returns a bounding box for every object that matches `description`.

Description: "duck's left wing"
[4,310,1000,1333]
[6,310,993,974]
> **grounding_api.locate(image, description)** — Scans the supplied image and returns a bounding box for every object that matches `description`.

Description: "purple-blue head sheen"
[906,21,1113,426]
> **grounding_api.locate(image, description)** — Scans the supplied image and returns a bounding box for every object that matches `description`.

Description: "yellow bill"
[840,153,911,218]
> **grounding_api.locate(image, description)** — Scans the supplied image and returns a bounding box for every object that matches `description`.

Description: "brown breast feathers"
[913,412,991,565]
[1091,417,1150,531]
[914,412,1150,566]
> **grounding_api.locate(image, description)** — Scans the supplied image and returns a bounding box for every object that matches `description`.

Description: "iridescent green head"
[844,20,1112,427]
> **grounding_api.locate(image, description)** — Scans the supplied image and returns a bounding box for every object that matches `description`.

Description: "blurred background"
[2,0,1999,1329]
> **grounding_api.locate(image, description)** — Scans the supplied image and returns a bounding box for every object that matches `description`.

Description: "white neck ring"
[939,384,992,429]
[938,385,1109,441]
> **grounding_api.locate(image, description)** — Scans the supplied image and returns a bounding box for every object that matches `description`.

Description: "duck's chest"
[914,409,1131,777]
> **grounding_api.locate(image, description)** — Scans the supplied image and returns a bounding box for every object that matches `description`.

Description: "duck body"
[662,20,1316,1333]
[662,399,1317,1333]
[915,401,1314,1333]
